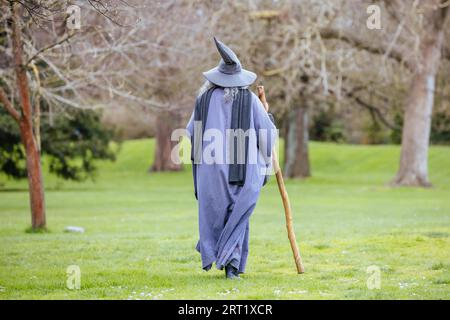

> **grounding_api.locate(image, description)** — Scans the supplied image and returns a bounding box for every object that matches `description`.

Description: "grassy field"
[0,139,449,299]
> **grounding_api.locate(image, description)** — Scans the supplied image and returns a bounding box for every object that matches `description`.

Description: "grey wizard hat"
[203,37,257,88]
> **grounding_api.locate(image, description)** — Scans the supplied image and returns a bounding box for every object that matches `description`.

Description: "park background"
[0,0,449,299]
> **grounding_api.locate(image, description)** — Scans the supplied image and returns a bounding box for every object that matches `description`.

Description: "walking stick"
[256,85,305,274]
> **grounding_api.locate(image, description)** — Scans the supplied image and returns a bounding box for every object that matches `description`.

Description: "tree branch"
[0,87,21,122]
[343,88,399,130]
[319,27,412,71]
[25,32,78,66]
[327,85,399,130]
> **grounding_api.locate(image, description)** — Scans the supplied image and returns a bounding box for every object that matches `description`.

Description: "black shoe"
[225,264,240,280]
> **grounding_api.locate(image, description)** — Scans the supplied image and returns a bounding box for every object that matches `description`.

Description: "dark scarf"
[191,87,252,198]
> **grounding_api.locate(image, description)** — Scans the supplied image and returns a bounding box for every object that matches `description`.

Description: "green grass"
[0,139,449,299]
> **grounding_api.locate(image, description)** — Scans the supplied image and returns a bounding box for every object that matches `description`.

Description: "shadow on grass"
[0,188,29,192]
[0,186,105,193]
[25,226,50,234]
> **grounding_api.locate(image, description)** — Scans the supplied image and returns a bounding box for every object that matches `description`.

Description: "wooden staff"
[257,85,305,274]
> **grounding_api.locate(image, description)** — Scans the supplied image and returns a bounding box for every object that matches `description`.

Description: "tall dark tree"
[151,109,182,172]
[284,98,311,179]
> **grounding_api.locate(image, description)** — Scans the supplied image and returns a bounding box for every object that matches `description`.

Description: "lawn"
[0,139,449,299]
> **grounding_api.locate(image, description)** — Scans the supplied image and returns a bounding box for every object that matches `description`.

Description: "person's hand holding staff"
[256,85,305,274]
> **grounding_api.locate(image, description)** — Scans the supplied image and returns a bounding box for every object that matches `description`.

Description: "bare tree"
[0,0,163,229]
[247,1,347,178]
[0,2,46,229]
[247,0,449,184]
[391,0,449,186]
[320,0,449,186]
[95,1,216,172]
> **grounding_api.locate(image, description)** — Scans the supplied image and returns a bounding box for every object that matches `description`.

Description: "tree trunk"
[20,120,46,229]
[151,109,182,172]
[284,105,311,178]
[392,6,449,187]
[11,3,46,229]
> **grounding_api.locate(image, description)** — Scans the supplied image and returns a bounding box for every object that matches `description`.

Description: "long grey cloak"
[187,88,276,273]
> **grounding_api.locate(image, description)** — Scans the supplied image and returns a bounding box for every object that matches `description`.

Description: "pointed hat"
[203,37,257,87]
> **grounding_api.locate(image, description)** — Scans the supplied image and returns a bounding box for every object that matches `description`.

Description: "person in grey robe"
[186,37,277,279]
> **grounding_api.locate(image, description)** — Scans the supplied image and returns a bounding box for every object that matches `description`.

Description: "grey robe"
[187,88,276,273]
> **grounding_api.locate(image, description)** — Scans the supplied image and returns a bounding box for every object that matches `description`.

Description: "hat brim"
[203,67,257,87]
